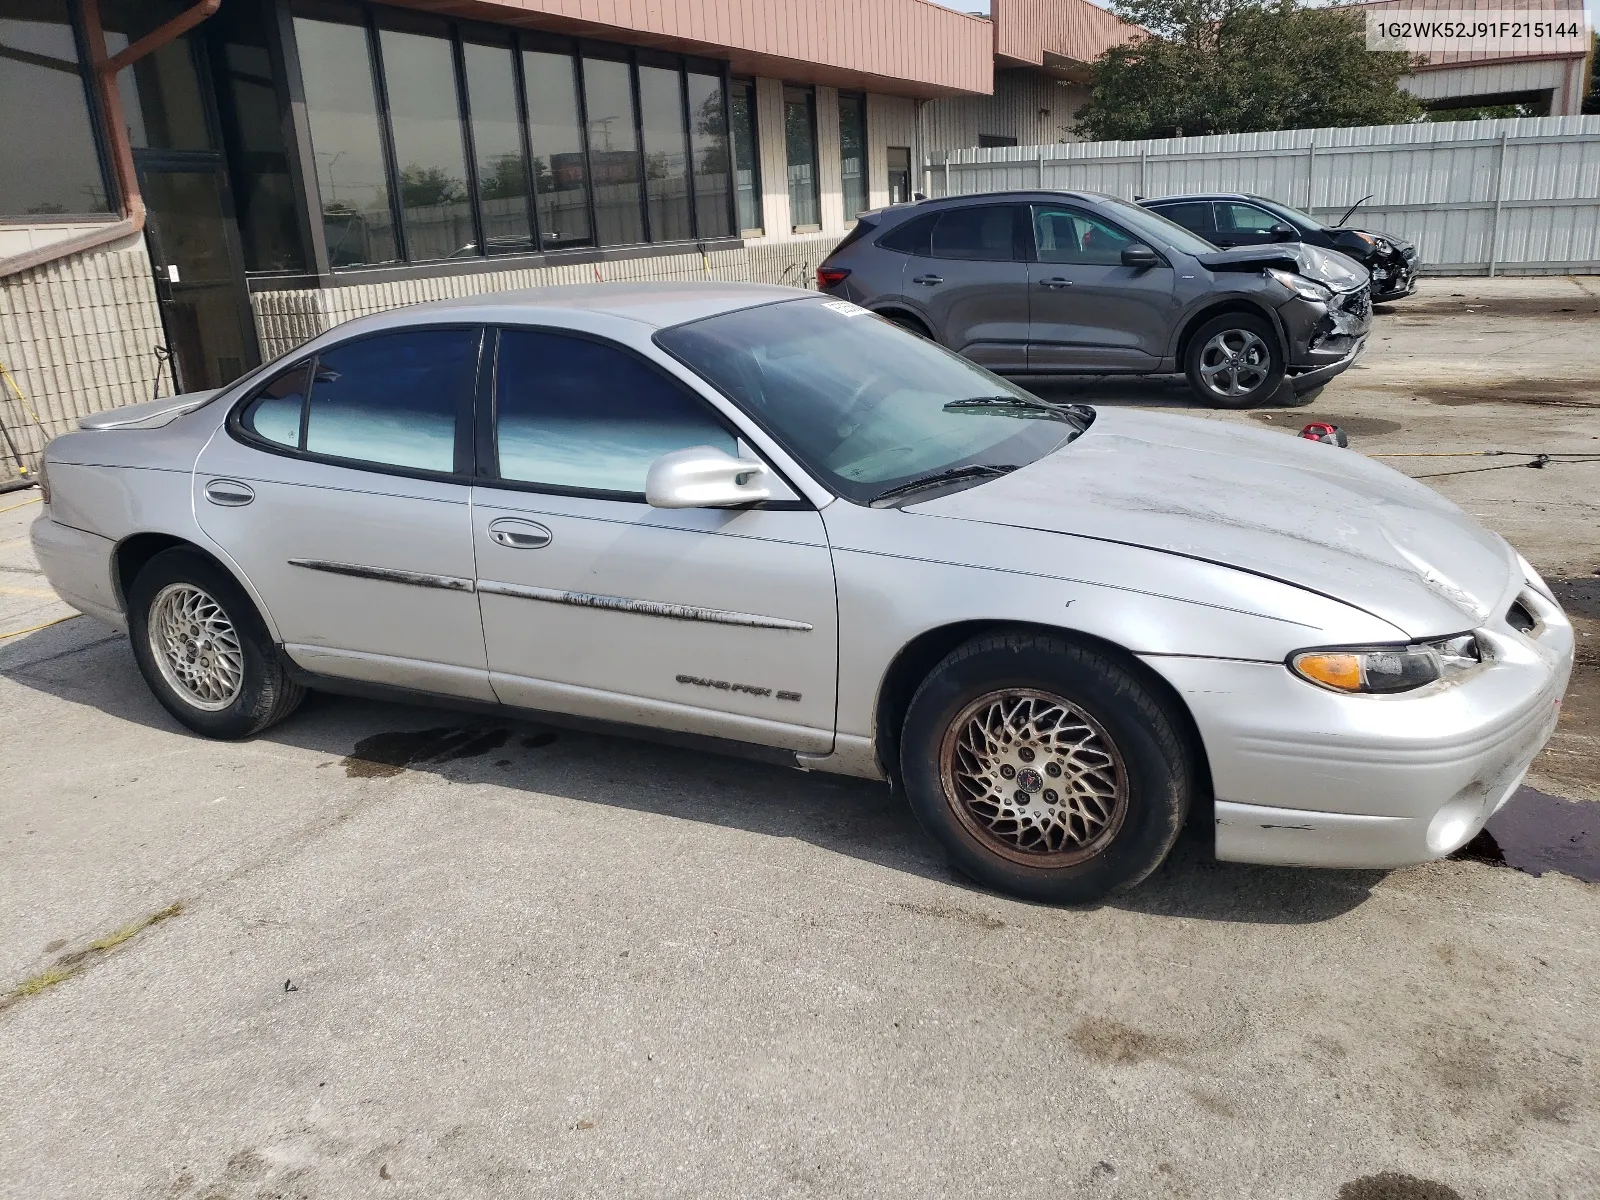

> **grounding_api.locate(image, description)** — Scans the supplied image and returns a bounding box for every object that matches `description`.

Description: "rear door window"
[1216,202,1281,235]
[492,329,736,496]
[1150,202,1212,234]
[929,205,1018,261]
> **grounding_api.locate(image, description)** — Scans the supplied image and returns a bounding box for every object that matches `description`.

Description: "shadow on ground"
[3,618,1385,927]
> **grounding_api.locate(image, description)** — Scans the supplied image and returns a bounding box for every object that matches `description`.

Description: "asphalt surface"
[2,276,1597,1199]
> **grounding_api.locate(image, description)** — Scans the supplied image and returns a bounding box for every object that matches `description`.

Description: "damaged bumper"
[1280,283,1372,391]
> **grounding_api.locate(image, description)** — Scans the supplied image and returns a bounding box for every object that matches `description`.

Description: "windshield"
[1101,197,1218,255]
[656,298,1089,505]
[1252,197,1323,231]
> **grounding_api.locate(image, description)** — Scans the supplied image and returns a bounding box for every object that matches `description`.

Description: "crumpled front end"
[1281,282,1373,373]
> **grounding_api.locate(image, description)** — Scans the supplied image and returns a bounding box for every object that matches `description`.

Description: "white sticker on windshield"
[821,300,870,317]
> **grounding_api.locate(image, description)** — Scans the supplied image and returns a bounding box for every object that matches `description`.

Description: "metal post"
[1488,131,1508,278]
[1139,146,1147,197]
[1038,147,1045,189]
[944,156,951,198]
[1305,140,1316,213]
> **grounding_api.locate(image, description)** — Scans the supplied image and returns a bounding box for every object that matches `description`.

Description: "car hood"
[1195,242,1368,291]
[911,408,1515,638]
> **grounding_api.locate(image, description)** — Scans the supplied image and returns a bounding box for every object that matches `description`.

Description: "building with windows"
[0,0,1134,475]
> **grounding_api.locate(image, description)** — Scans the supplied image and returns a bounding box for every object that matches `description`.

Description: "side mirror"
[1269,222,1297,242]
[1121,243,1160,269]
[645,445,772,509]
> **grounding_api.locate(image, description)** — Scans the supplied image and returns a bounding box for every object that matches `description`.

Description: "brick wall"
[0,232,167,482]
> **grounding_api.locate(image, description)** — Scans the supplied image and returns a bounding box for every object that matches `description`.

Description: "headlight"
[1289,634,1483,694]
[1265,267,1332,302]
[1515,553,1554,603]
[1352,231,1377,246]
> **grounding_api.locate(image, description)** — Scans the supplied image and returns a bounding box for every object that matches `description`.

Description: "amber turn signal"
[1292,652,1364,692]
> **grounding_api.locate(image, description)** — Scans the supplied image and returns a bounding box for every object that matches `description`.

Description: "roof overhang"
[382,0,996,97]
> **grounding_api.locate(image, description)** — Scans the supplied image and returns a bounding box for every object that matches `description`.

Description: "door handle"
[203,478,254,507]
[1038,277,1072,290]
[911,274,943,286]
[487,517,552,549]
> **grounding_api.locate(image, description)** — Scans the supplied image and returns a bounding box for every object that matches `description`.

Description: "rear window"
[876,212,937,255]
[929,205,1018,262]
[1150,201,1212,233]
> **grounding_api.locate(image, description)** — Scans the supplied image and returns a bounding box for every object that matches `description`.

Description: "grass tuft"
[1,901,185,1014]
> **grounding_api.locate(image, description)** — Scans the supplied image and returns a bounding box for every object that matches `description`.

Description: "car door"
[471,326,838,752]
[1213,201,1283,248]
[193,325,493,701]
[901,203,1028,371]
[1026,203,1175,372]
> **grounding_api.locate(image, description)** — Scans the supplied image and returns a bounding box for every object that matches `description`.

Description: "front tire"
[900,633,1191,904]
[127,547,305,739]
[1184,312,1284,408]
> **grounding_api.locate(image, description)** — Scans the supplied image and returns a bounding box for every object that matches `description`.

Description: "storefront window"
[294,14,397,266]
[0,0,112,217]
[462,36,534,256]
[582,54,644,246]
[378,21,472,262]
[839,92,866,221]
[523,48,591,250]
[783,85,819,232]
[687,71,731,240]
[639,63,690,243]
[730,78,761,236]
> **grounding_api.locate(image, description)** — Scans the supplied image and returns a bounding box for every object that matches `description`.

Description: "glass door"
[138,163,258,393]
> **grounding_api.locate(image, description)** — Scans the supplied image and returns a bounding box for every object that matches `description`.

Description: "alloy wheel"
[147,582,244,711]
[938,688,1129,867]
[1198,328,1271,399]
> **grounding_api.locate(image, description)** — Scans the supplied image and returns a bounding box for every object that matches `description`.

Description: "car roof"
[328,280,809,336]
[1143,193,1254,204]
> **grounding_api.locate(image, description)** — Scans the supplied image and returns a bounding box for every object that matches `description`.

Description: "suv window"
[1032,206,1136,266]
[1217,202,1280,234]
[1151,201,1211,234]
[493,329,736,495]
[300,329,480,473]
[929,205,1017,261]
[877,212,937,255]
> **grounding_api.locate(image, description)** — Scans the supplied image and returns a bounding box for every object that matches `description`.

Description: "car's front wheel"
[900,633,1192,904]
[1184,312,1284,408]
[127,547,305,739]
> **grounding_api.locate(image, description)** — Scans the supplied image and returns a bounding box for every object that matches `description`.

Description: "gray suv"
[816,191,1372,407]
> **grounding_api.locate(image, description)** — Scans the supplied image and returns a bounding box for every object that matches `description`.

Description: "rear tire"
[127,547,305,739]
[1184,312,1284,408]
[881,311,932,339]
[900,633,1191,904]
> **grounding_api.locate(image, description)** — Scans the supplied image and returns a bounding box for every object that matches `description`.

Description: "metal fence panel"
[930,115,1600,274]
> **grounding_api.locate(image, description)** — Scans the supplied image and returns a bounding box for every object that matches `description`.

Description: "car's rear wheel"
[1184,312,1283,408]
[882,311,932,339]
[900,633,1191,904]
[128,547,305,739]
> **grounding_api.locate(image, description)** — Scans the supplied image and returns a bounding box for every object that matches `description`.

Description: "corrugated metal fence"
[929,115,1600,275]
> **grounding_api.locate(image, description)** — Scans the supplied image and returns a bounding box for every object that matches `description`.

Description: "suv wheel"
[900,633,1192,904]
[128,547,305,739]
[1184,313,1283,408]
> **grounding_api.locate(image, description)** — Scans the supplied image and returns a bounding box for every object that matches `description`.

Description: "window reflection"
[462,39,534,256]
[523,49,592,249]
[730,78,762,235]
[839,93,866,220]
[639,64,690,243]
[784,86,819,231]
[582,55,644,246]
[379,24,472,262]
[687,72,732,240]
[295,16,398,266]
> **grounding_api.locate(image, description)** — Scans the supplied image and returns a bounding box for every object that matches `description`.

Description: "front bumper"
[1288,334,1366,394]
[1141,586,1574,869]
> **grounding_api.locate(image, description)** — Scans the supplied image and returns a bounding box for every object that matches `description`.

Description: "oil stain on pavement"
[1454,786,1599,884]
[1337,1173,1463,1200]
[342,727,513,778]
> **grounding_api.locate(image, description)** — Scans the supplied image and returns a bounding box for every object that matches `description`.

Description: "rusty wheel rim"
[938,688,1129,868]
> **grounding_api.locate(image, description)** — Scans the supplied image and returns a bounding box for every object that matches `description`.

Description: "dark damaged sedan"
[817,191,1372,408]
[1141,192,1420,302]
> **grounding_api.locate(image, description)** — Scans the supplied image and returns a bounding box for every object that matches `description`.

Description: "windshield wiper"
[943,396,1089,424]
[1335,194,1373,227]
[869,463,1018,507]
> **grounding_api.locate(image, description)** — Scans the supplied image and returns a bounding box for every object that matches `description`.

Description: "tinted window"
[784,86,820,230]
[494,330,735,494]
[303,329,479,472]
[524,49,592,250]
[241,362,312,448]
[687,71,733,239]
[380,22,472,262]
[1100,196,1218,255]
[1033,207,1134,266]
[1151,202,1211,233]
[730,77,761,235]
[1218,202,1279,234]
[463,36,534,256]
[639,63,691,242]
[583,55,644,246]
[0,0,112,217]
[931,206,1016,261]
[878,213,936,256]
[839,93,867,220]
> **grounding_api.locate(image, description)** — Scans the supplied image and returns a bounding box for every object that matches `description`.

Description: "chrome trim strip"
[477,580,813,631]
[288,559,476,592]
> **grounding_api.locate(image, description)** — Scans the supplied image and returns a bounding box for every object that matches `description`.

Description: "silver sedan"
[31,283,1573,903]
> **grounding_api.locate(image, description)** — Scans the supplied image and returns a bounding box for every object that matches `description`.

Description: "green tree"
[398,165,466,208]
[1073,0,1422,141]
[1584,33,1599,115]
